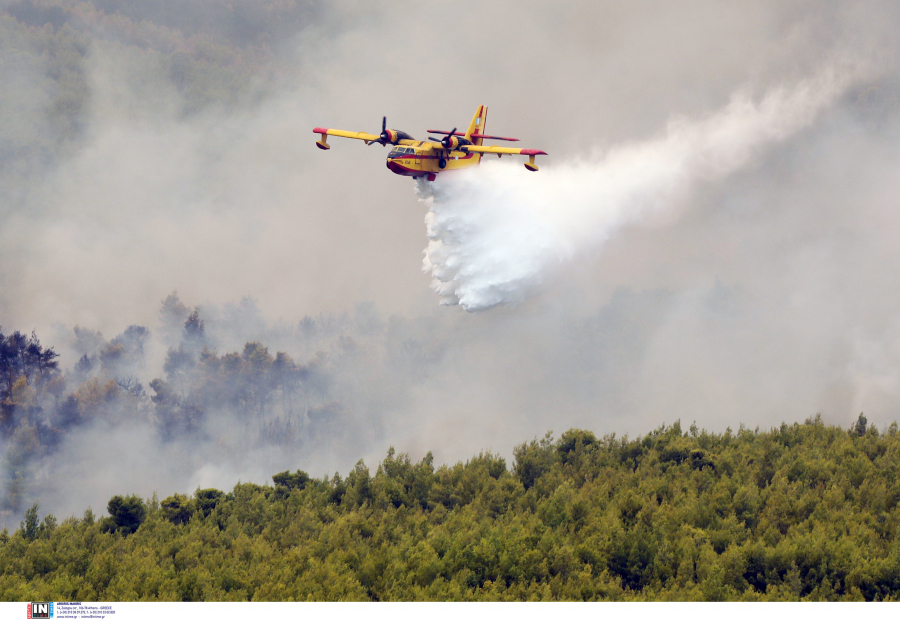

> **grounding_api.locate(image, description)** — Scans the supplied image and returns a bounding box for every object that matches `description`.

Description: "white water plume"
[420,67,857,311]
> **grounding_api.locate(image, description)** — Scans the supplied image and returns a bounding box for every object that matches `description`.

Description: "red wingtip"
[312,127,329,134]
[520,149,548,156]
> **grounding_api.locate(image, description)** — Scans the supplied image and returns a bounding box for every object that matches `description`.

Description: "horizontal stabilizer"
[473,134,520,141]
[427,130,519,141]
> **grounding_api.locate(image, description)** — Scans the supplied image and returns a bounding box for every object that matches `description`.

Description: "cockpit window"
[389,147,416,158]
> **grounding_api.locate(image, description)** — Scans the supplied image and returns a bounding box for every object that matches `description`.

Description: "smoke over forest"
[3,1,900,528]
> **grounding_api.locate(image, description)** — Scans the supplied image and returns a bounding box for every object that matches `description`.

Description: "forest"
[4,299,898,601]
[4,0,900,603]
[1,416,899,601]
[0,291,445,516]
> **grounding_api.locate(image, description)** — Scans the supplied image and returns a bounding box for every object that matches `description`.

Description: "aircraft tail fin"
[464,105,488,145]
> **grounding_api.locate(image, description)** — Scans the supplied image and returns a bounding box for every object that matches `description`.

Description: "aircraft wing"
[459,145,547,156]
[313,127,381,149]
[459,145,548,171]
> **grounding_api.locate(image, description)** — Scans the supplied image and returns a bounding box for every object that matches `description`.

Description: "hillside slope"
[2,417,899,601]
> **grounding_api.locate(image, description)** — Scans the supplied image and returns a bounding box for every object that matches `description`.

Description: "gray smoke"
[3,1,900,526]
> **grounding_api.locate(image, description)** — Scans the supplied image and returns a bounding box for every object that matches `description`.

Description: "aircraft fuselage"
[386,141,482,181]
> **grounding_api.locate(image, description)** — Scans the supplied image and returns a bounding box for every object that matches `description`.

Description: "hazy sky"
[3,1,900,517]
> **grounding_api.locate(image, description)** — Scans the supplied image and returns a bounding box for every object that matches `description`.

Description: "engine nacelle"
[380,129,414,145]
[442,135,472,150]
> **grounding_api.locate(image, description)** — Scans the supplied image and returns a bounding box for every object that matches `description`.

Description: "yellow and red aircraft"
[313,105,547,181]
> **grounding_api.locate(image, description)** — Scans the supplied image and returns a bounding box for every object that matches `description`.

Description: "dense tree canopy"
[2,417,899,601]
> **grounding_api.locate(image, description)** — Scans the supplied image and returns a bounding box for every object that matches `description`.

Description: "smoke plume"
[420,66,857,311]
[4,2,900,527]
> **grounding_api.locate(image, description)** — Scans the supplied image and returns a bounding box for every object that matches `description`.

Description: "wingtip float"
[313,106,547,181]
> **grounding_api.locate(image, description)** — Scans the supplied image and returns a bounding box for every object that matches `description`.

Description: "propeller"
[374,115,414,146]
[378,116,391,147]
[441,128,458,150]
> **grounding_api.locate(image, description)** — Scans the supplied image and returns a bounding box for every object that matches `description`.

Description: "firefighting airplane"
[313,105,547,181]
